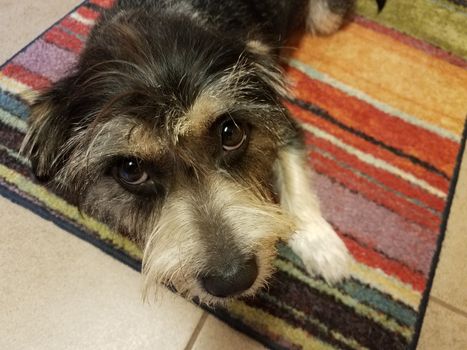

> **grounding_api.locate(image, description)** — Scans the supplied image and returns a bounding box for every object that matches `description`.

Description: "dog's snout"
[200,256,258,298]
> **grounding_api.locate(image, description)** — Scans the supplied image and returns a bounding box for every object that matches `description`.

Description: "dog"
[21,0,383,305]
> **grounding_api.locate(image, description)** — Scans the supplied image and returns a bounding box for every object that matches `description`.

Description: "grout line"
[430,295,467,319]
[184,311,209,350]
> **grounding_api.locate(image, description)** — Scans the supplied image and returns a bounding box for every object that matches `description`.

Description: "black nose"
[200,256,258,298]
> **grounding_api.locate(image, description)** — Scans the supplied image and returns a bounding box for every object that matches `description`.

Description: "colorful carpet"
[1,0,466,349]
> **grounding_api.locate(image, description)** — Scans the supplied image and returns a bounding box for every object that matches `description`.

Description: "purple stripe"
[316,174,436,275]
[12,39,78,82]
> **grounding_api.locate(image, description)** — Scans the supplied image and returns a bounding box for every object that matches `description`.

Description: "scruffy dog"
[21,0,372,305]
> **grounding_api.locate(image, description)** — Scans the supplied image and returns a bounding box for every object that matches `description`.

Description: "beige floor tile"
[0,197,203,350]
[429,146,467,310]
[0,0,82,64]
[191,314,266,350]
[417,299,467,350]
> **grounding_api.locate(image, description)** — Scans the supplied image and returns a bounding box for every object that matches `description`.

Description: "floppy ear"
[21,77,76,182]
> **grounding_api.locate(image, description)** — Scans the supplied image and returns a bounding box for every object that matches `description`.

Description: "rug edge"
[0,1,87,71]
[409,116,467,350]
[1,0,467,348]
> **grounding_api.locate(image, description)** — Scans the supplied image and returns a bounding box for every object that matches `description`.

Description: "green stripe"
[356,0,467,59]
[0,145,30,166]
[341,280,417,326]
[1,142,420,328]
[277,243,417,326]
[260,293,368,350]
[0,108,27,132]
[274,258,414,340]
[228,301,335,350]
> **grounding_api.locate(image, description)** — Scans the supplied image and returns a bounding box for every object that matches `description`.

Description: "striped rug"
[1,0,466,349]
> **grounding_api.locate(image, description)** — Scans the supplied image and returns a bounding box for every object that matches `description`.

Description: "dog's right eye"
[219,119,249,153]
[111,158,164,197]
[113,158,148,185]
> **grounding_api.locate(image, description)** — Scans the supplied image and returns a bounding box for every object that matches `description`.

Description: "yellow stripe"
[0,73,37,103]
[228,300,335,350]
[0,109,27,132]
[350,261,421,310]
[301,122,447,198]
[275,259,413,340]
[0,155,421,310]
[261,293,368,350]
[291,23,467,135]
[0,164,142,260]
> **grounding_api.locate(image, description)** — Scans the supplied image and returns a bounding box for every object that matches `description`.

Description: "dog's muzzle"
[200,256,258,298]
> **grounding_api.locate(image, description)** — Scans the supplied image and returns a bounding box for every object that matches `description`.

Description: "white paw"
[288,218,351,284]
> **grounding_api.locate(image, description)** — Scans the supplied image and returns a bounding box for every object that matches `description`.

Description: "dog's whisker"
[22,0,355,305]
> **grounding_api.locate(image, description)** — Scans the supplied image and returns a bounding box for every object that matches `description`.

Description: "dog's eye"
[113,158,148,185]
[221,119,247,151]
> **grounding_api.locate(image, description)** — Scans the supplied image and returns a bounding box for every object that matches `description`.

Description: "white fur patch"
[275,147,351,283]
[307,0,344,35]
[246,40,271,55]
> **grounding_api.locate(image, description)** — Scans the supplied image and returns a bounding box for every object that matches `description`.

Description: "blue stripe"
[0,89,29,119]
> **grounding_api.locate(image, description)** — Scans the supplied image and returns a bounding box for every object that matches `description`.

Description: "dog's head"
[22,8,300,304]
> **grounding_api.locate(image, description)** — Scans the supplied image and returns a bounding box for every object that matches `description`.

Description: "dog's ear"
[21,76,77,182]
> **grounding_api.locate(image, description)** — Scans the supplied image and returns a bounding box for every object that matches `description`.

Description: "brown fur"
[21,0,358,303]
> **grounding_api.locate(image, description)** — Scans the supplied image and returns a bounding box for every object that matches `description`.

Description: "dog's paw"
[288,218,351,284]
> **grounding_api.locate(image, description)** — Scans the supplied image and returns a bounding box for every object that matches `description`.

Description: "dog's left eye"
[113,158,149,185]
[221,119,248,152]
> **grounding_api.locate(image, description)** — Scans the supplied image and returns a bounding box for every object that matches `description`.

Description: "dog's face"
[23,9,300,304]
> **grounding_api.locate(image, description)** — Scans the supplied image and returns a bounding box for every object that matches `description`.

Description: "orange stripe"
[287,67,459,177]
[77,6,100,20]
[60,17,92,36]
[2,64,50,91]
[343,235,426,292]
[89,0,115,8]
[310,151,441,231]
[307,135,446,212]
[44,27,83,54]
[287,102,450,193]
[290,23,467,135]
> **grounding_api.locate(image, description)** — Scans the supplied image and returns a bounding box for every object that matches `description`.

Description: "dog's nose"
[200,256,258,298]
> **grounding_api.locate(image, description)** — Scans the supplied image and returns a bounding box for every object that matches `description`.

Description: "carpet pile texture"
[0,0,466,349]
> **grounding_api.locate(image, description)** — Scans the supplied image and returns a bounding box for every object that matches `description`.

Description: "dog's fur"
[21,0,360,305]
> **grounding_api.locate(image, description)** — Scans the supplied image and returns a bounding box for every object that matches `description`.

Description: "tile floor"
[0,1,465,349]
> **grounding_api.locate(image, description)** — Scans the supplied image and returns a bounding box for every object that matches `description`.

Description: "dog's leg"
[275,145,350,283]
[306,0,354,35]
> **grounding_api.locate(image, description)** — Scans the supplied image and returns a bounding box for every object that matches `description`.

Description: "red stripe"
[286,102,450,194]
[77,6,100,20]
[306,134,446,212]
[60,17,91,37]
[354,16,467,70]
[342,234,426,292]
[2,63,51,90]
[89,0,115,8]
[44,27,84,54]
[310,150,441,232]
[286,67,459,178]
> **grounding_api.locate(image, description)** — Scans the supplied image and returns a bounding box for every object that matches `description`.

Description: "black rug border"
[409,116,467,350]
[1,2,467,349]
